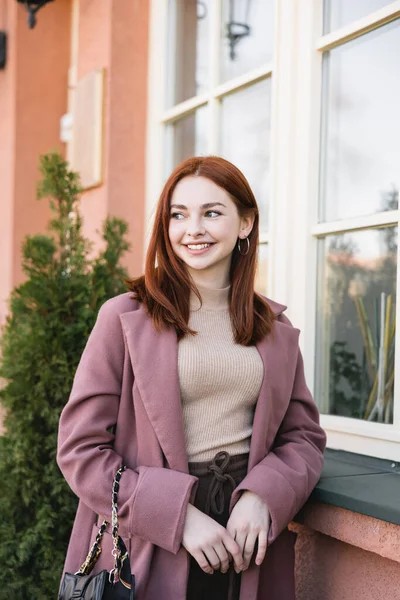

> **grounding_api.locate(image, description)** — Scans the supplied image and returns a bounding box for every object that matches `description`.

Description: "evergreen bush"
[0,152,130,599]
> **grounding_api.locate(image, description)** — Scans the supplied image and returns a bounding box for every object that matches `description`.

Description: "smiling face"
[168,176,254,287]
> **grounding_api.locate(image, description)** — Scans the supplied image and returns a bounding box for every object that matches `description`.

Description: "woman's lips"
[184,243,215,255]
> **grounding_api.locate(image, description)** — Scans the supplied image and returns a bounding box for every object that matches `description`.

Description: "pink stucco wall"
[0,0,71,323]
[0,2,15,325]
[0,0,149,325]
[292,501,400,600]
[76,0,148,277]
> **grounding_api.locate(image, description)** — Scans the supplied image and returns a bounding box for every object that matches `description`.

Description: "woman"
[57,156,326,600]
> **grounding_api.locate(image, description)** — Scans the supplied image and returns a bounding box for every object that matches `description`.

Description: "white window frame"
[146,0,279,281]
[146,0,400,461]
[286,0,400,461]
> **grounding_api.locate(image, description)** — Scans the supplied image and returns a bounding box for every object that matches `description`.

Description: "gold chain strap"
[76,465,126,581]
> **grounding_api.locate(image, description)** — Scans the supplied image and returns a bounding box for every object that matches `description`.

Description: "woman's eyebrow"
[170,202,226,210]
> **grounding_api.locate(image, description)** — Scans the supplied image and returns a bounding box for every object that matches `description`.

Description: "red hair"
[127,156,275,345]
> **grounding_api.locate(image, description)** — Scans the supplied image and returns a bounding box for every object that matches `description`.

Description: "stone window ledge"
[291,448,400,563]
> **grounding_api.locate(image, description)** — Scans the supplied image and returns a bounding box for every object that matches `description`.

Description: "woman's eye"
[170,210,221,219]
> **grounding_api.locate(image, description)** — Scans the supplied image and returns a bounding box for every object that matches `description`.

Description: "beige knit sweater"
[178,284,264,463]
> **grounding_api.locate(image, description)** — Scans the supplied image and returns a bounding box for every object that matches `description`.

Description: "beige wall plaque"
[70,68,105,190]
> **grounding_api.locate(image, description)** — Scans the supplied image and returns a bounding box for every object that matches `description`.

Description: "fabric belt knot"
[205,451,237,516]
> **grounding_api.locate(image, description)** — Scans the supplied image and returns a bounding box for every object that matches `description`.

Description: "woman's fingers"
[213,542,230,573]
[181,505,249,575]
[193,550,214,575]
[256,529,268,566]
[243,531,258,569]
[203,547,221,572]
[223,531,244,573]
[232,530,247,573]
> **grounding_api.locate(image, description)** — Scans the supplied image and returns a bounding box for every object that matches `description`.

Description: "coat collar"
[263,296,287,317]
[120,297,296,474]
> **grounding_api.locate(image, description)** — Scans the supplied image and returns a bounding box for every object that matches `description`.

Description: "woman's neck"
[187,269,230,290]
[190,282,230,311]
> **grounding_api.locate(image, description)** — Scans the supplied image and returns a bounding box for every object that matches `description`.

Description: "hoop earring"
[237,237,250,256]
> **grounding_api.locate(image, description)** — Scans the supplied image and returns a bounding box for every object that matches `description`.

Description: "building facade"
[1,0,400,597]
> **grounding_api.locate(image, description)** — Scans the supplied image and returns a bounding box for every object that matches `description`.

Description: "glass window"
[169,107,208,169]
[166,0,210,107]
[323,0,395,34]
[315,226,397,423]
[220,79,272,232]
[319,19,400,222]
[220,0,274,83]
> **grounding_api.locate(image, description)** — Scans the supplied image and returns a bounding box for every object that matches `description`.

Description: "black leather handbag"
[58,466,135,600]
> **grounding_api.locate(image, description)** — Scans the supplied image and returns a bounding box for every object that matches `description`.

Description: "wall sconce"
[197,1,207,20]
[226,0,252,60]
[16,0,54,29]
[0,32,6,69]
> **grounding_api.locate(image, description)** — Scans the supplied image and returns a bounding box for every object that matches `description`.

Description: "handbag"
[58,466,135,600]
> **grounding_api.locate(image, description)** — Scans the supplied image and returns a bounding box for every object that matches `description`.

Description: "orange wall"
[74,0,110,248]
[0,1,16,324]
[77,0,149,277]
[296,529,400,600]
[0,0,149,326]
[106,0,148,276]
[0,0,71,322]
[13,0,71,285]
[293,502,400,600]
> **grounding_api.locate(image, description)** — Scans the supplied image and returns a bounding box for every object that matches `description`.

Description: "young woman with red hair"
[58,156,326,600]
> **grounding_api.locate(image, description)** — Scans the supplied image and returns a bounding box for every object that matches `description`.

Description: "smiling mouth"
[185,243,214,250]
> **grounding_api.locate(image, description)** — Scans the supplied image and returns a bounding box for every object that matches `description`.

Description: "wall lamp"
[226,0,252,60]
[17,0,54,29]
[0,32,6,69]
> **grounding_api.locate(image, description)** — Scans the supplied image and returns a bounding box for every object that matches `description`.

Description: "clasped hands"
[182,490,270,575]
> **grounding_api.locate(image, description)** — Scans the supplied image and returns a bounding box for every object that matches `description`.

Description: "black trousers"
[186,451,249,600]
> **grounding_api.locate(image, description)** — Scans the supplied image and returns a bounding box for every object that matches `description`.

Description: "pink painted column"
[0,1,16,325]
[77,0,149,277]
[0,0,71,322]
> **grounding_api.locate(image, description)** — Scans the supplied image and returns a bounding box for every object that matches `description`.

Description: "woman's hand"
[226,490,270,572]
[182,504,244,575]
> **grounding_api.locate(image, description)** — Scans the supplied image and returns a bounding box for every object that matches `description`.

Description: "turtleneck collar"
[190,283,231,311]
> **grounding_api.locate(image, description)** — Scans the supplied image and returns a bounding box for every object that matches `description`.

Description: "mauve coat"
[57,292,326,600]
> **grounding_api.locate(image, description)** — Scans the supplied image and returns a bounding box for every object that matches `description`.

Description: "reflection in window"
[169,107,208,169]
[319,19,400,222]
[220,79,271,232]
[315,227,397,424]
[220,0,274,83]
[166,0,210,107]
[323,0,395,34]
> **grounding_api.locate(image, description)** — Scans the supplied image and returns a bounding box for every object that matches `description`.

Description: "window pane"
[255,243,268,295]
[315,227,397,424]
[319,20,400,222]
[323,0,395,34]
[220,80,272,232]
[166,0,210,107]
[169,107,208,169]
[220,0,274,83]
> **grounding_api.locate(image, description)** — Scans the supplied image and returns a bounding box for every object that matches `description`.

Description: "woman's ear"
[239,214,255,239]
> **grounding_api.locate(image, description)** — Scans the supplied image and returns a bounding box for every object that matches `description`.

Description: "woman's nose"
[186,219,206,237]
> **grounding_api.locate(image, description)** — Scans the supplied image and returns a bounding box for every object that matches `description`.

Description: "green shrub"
[0,152,130,599]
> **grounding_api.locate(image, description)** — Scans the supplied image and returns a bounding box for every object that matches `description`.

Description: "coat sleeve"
[57,297,198,554]
[229,316,326,544]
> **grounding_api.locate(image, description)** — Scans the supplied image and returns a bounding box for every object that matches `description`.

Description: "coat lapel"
[120,297,298,477]
[250,301,300,470]
[120,306,189,474]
